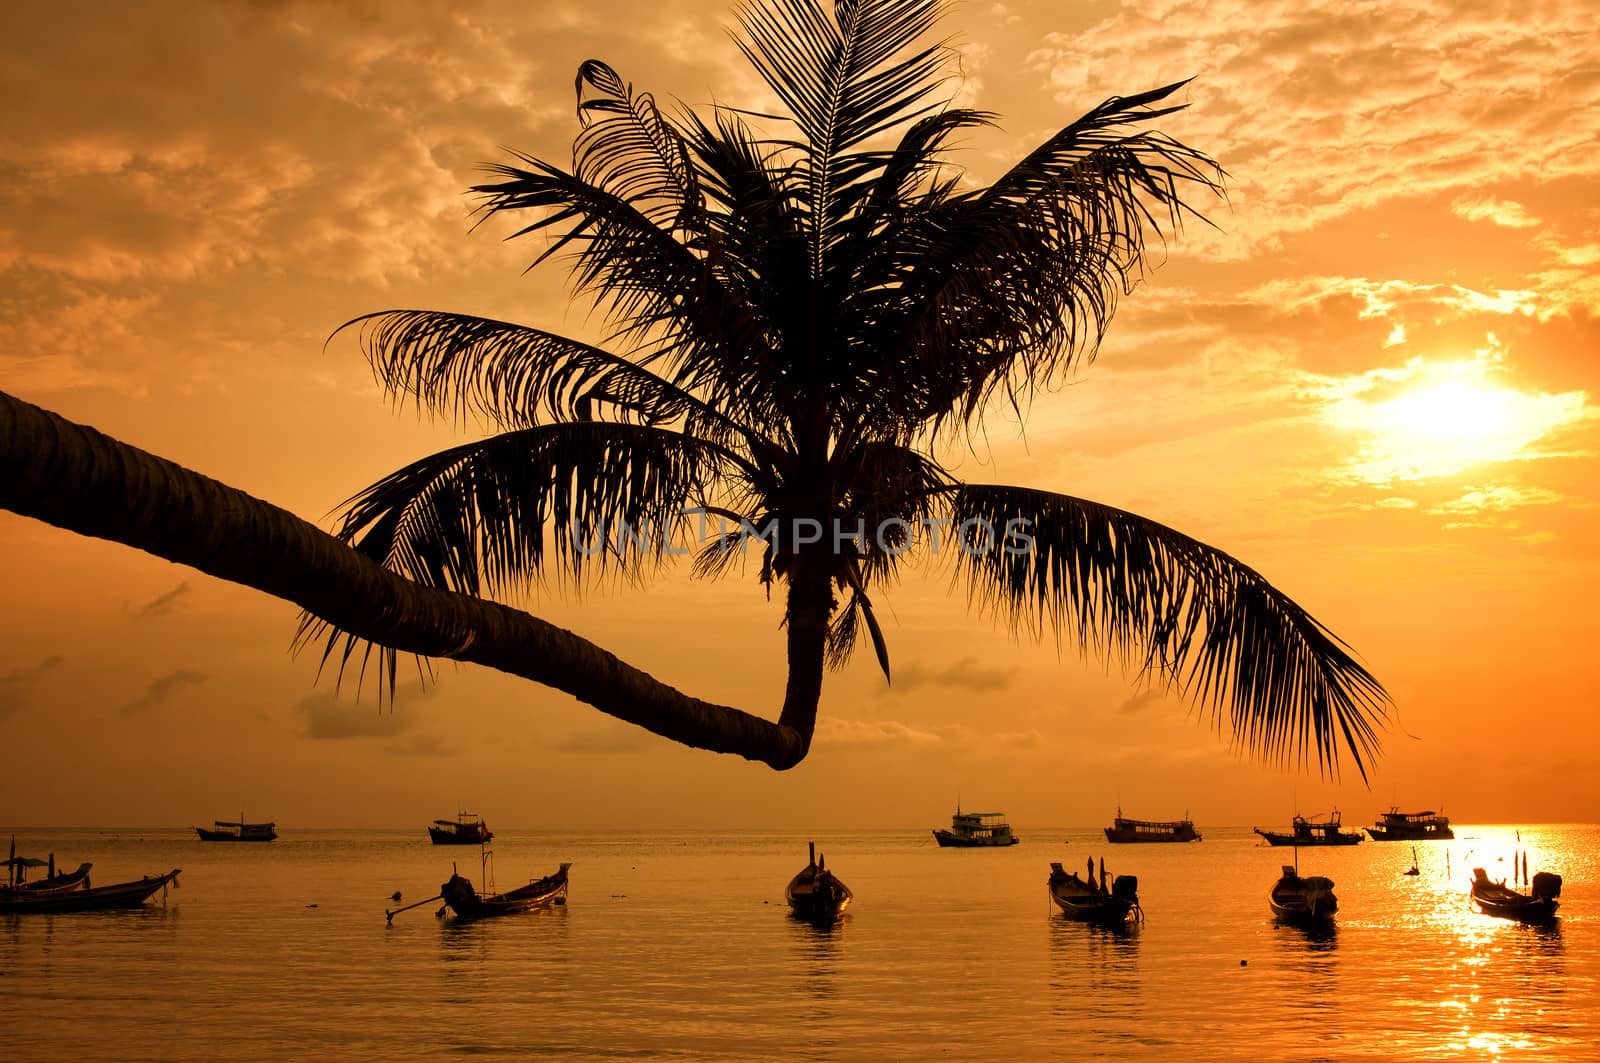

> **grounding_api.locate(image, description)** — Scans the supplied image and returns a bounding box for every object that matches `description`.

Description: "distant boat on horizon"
[1364,807,1453,842]
[1104,808,1200,844]
[933,807,1019,847]
[195,819,277,842]
[428,812,492,846]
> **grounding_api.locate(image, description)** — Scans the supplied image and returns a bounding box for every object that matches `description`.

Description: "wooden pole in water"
[386,894,444,925]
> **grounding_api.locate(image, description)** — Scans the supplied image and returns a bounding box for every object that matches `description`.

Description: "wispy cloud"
[1117,689,1172,715]
[0,655,64,721]
[549,722,656,755]
[118,668,208,716]
[296,679,440,735]
[136,581,190,617]
[883,657,1018,696]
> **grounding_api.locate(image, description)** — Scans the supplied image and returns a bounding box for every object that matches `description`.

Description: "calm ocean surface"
[2,824,1596,1060]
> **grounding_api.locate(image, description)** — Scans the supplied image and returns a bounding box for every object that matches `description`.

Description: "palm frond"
[333,309,758,454]
[334,422,729,597]
[941,484,1387,779]
[733,0,956,277]
[839,82,1223,438]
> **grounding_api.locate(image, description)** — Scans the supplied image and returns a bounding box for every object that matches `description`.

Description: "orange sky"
[2,0,1596,831]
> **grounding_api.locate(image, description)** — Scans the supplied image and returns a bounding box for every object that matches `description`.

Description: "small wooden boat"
[1471,868,1560,924]
[1269,865,1337,926]
[1254,810,1363,847]
[1048,857,1140,925]
[196,819,277,842]
[785,842,852,922]
[1104,807,1200,843]
[932,807,1019,847]
[439,862,570,921]
[428,812,492,846]
[0,869,181,914]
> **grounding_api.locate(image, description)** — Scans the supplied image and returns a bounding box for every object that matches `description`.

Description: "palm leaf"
[942,484,1387,778]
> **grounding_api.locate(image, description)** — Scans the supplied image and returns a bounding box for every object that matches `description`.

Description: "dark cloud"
[883,657,1018,696]
[0,655,64,720]
[118,668,208,716]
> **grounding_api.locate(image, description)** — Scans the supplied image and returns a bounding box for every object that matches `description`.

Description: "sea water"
[2,824,1595,1060]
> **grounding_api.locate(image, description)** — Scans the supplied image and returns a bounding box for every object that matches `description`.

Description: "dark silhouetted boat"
[1269,864,1337,926]
[1364,807,1453,841]
[1048,857,1141,926]
[1254,810,1363,847]
[195,819,277,842]
[439,862,570,921]
[786,842,852,922]
[1471,868,1560,924]
[1104,808,1200,843]
[0,869,181,914]
[932,807,1019,847]
[428,812,492,846]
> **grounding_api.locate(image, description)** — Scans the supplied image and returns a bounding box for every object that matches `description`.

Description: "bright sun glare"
[1322,343,1589,484]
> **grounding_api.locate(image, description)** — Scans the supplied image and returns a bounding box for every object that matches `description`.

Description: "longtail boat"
[1048,856,1141,926]
[1269,865,1337,926]
[439,862,571,921]
[1471,868,1560,924]
[0,869,181,914]
[785,842,852,922]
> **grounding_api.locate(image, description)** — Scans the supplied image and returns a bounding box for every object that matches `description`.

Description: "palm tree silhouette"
[0,0,1386,774]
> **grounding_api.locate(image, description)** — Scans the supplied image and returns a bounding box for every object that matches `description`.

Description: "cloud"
[1023,0,1599,260]
[1452,197,1541,229]
[136,581,190,617]
[884,657,1018,696]
[296,681,434,739]
[0,655,64,721]
[118,669,208,716]
[812,717,945,750]
[549,722,656,755]
[1429,485,1565,516]
[1117,689,1171,715]
[379,735,450,758]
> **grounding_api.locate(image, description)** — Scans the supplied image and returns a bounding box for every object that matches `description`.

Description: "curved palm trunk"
[0,390,809,769]
[776,552,833,761]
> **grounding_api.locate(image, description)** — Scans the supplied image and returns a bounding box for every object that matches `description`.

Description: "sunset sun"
[1321,347,1590,484]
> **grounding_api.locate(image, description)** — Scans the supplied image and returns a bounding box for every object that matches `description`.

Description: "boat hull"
[196,822,276,842]
[440,863,570,921]
[1269,871,1338,926]
[428,826,493,845]
[0,870,180,914]
[1104,827,1200,843]
[1255,829,1362,847]
[1365,826,1454,841]
[932,830,1018,848]
[1471,870,1560,924]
